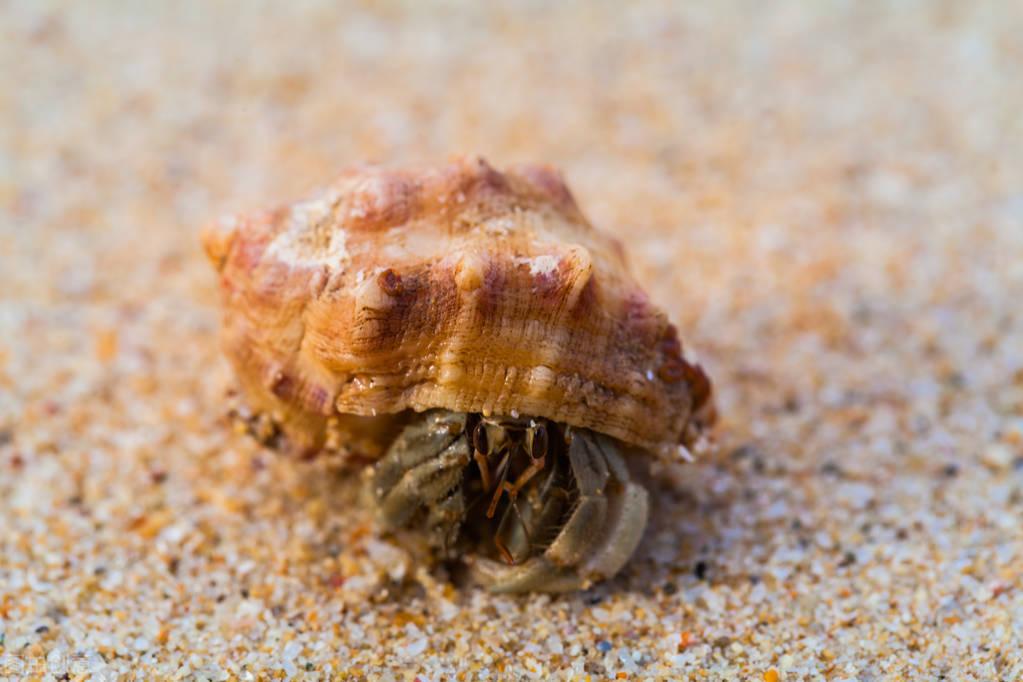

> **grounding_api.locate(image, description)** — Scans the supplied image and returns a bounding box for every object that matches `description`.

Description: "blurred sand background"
[2,1,1022,679]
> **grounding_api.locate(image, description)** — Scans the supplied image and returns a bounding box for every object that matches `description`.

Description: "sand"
[2,1,1022,680]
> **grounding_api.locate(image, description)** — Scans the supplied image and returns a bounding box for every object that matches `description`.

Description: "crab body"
[204,157,713,592]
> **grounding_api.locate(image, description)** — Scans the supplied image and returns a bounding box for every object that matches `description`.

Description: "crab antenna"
[485,449,512,519]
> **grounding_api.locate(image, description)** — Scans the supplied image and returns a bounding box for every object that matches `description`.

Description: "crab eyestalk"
[370,409,650,593]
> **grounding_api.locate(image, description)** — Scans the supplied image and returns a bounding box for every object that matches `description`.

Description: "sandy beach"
[2,2,1022,679]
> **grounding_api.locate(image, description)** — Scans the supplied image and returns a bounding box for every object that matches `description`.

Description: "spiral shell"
[203,157,713,456]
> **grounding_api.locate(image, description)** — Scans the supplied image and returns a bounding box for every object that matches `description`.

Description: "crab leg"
[372,411,473,554]
[543,436,608,565]
[372,411,463,496]
[579,480,648,579]
[377,437,471,527]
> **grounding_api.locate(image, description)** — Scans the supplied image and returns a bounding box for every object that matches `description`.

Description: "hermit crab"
[203,157,714,592]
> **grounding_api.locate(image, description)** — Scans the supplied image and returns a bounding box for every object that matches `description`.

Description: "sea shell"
[203,157,713,457]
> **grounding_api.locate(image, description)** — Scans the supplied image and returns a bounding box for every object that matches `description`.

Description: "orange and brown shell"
[203,157,713,458]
